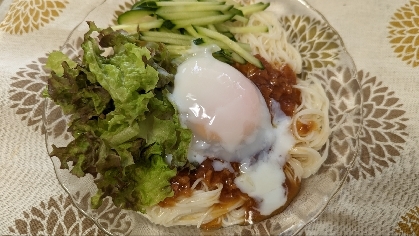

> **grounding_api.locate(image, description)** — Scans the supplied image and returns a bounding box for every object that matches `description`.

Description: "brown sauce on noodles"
[296,120,317,136]
[159,58,310,229]
[233,55,301,116]
[160,158,300,230]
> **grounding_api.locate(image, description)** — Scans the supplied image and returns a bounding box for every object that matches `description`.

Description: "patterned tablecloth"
[0,0,418,235]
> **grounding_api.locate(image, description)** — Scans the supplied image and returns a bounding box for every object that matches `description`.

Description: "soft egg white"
[171,46,274,163]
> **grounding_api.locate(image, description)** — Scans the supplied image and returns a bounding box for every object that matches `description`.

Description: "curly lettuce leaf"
[47,22,192,211]
[47,59,112,119]
[45,51,78,76]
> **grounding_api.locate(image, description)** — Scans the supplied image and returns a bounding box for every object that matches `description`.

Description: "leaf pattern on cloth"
[9,56,49,134]
[396,206,419,235]
[311,66,362,182]
[9,37,83,139]
[0,0,68,34]
[280,14,342,76]
[7,192,132,235]
[388,0,419,67]
[349,70,408,180]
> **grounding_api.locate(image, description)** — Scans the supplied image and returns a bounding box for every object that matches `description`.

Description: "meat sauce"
[233,55,301,116]
[160,158,301,230]
[160,56,311,229]
[234,55,316,136]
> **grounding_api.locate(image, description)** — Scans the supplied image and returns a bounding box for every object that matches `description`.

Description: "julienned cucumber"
[117,10,155,25]
[141,31,195,40]
[237,2,270,16]
[170,14,234,29]
[139,31,195,45]
[112,19,164,32]
[116,0,270,68]
[157,11,221,21]
[155,1,225,6]
[228,25,268,34]
[195,26,263,69]
[155,5,233,13]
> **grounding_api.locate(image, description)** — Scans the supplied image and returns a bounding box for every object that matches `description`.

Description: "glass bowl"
[43,0,361,235]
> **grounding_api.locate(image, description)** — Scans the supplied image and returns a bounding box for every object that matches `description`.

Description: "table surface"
[1,0,418,235]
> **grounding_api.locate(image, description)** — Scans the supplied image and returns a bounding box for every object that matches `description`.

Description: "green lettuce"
[46,51,78,77]
[47,22,192,212]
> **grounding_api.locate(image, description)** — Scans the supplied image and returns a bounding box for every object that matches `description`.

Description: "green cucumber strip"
[156,27,175,33]
[112,19,164,33]
[232,14,249,24]
[214,23,230,32]
[227,7,243,16]
[156,11,221,20]
[117,10,155,25]
[156,1,224,6]
[195,26,263,68]
[199,38,230,49]
[185,27,229,49]
[236,42,252,52]
[207,24,217,31]
[231,51,246,64]
[166,45,191,55]
[207,38,250,51]
[112,24,139,33]
[212,50,234,64]
[228,25,268,34]
[131,1,158,10]
[184,26,201,37]
[222,32,234,38]
[139,35,192,45]
[211,49,245,64]
[237,2,270,16]
[161,20,176,29]
[166,45,191,51]
[155,4,232,13]
[141,31,195,41]
[184,25,250,52]
[172,14,234,29]
[192,38,204,45]
[136,19,164,29]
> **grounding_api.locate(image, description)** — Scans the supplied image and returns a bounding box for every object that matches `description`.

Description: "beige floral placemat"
[0,0,418,235]
[303,0,418,235]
